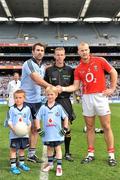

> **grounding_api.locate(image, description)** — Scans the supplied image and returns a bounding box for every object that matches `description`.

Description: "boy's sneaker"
[27,155,43,163]
[19,164,30,171]
[108,158,117,166]
[81,156,95,164]
[56,166,62,176]
[10,167,21,175]
[42,164,54,172]
[64,153,74,161]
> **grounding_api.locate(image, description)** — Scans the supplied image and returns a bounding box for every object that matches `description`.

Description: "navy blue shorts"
[44,141,64,147]
[10,138,29,150]
[25,102,42,120]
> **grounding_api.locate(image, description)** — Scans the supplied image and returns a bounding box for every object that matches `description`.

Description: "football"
[14,118,29,137]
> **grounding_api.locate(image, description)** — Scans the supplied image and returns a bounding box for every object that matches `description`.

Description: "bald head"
[78,42,89,49]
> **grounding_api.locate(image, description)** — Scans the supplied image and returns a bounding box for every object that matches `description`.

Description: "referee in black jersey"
[44,47,76,161]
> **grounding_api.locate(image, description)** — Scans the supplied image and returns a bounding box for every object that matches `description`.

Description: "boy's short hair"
[14,89,26,98]
[45,86,58,96]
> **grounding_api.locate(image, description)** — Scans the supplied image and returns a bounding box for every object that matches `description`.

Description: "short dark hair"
[54,47,65,53]
[32,43,46,51]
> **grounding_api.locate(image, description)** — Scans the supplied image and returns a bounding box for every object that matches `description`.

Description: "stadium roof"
[0,0,120,23]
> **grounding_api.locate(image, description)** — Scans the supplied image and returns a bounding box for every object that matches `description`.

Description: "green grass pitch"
[0,104,120,180]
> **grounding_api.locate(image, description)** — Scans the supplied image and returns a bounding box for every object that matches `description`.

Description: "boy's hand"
[37,128,45,137]
[59,127,68,136]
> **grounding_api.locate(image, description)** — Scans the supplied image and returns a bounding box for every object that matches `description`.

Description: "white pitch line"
[39,145,48,180]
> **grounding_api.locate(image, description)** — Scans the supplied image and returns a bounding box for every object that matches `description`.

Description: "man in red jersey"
[58,42,118,166]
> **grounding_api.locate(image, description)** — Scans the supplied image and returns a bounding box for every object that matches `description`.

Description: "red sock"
[88,146,95,153]
[108,147,115,153]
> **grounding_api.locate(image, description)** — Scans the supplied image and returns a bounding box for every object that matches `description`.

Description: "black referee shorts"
[56,98,76,122]
[25,102,42,120]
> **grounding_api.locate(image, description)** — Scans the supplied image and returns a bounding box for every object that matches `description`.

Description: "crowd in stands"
[0,60,24,66]
[0,59,120,69]
[109,60,120,68]
[0,74,120,101]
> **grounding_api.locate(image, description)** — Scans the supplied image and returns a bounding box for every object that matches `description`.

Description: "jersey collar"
[32,57,43,67]
[45,101,58,109]
[14,102,26,111]
[54,63,66,70]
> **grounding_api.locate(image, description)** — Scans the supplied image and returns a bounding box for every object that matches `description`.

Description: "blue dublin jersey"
[8,103,32,139]
[21,58,45,103]
[36,102,68,142]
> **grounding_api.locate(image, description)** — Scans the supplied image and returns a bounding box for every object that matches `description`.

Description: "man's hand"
[102,88,115,96]
[59,127,68,136]
[56,85,63,93]
[37,128,45,137]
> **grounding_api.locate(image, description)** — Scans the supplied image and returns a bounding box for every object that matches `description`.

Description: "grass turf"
[0,104,120,180]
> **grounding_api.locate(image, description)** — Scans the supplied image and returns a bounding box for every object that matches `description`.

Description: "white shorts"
[81,93,111,116]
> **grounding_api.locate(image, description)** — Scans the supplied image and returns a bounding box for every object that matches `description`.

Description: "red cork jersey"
[74,56,112,94]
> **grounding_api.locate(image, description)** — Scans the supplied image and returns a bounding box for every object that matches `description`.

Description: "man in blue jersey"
[35,86,68,176]
[21,43,51,163]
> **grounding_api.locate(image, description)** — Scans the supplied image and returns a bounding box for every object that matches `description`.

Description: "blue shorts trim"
[10,138,29,150]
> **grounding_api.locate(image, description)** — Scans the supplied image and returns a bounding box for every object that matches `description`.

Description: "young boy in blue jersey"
[7,90,32,175]
[35,86,68,176]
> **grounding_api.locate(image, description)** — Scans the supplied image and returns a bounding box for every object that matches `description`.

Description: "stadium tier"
[0,23,120,46]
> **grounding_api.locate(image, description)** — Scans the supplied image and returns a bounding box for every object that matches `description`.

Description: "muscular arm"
[30,72,51,88]
[109,67,118,91]
[62,80,80,92]
[103,67,118,96]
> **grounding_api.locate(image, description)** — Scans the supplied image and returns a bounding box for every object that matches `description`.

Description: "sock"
[88,146,94,157]
[65,136,71,154]
[48,156,54,166]
[28,148,36,157]
[10,158,16,168]
[19,156,25,165]
[108,147,115,159]
[57,159,62,167]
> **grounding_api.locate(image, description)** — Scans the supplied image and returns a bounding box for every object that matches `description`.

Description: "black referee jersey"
[44,64,74,99]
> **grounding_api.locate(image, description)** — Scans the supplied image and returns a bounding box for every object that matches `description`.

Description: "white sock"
[109,153,115,159]
[11,163,16,168]
[88,152,94,157]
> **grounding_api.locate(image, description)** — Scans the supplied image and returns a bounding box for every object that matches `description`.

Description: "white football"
[14,118,29,137]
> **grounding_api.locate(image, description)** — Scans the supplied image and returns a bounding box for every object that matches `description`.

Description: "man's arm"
[61,80,80,93]
[103,67,118,96]
[30,72,51,88]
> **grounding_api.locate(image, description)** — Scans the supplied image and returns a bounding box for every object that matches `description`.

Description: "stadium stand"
[0,23,120,45]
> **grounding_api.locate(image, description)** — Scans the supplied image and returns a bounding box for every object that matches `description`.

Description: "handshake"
[56,85,65,94]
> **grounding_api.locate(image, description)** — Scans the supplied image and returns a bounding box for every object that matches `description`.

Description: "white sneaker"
[42,164,54,172]
[56,166,62,176]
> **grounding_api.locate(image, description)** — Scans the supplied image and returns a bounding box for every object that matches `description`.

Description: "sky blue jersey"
[8,103,32,139]
[21,58,45,103]
[36,102,68,142]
